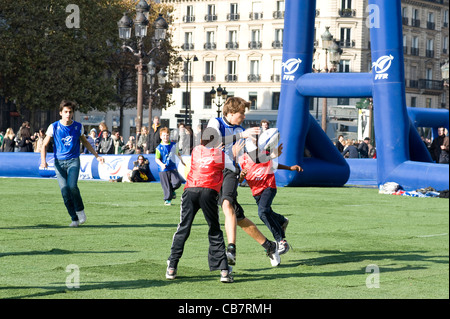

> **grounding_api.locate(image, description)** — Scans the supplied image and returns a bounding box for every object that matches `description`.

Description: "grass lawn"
[0,178,448,301]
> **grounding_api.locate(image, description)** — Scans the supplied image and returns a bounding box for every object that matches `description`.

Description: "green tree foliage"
[0,0,178,116]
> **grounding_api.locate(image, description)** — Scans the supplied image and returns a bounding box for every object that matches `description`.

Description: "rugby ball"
[258,128,280,151]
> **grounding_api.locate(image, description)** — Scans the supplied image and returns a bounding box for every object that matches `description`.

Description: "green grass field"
[0,178,448,300]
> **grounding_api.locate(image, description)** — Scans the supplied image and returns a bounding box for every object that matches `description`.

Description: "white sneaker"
[76,210,86,224]
[69,221,79,227]
[266,242,281,267]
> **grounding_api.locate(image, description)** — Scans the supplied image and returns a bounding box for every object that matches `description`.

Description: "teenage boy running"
[207,97,280,267]
[166,128,241,283]
[40,100,104,227]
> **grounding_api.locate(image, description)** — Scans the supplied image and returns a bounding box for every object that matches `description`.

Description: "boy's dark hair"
[59,100,77,112]
[201,127,221,148]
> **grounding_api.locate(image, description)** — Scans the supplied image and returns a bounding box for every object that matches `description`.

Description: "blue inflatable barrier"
[275,0,449,191]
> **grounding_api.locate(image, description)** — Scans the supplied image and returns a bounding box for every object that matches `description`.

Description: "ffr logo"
[372,55,394,80]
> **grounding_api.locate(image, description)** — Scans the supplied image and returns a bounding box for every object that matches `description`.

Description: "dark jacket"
[147,124,162,154]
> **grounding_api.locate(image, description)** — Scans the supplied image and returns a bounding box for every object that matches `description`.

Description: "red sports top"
[185,145,225,192]
[239,153,277,196]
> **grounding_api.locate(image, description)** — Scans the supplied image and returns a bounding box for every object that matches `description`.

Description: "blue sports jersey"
[156,142,178,172]
[47,120,83,160]
[207,117,244,172]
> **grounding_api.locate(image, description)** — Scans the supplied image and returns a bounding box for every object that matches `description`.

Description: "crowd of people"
[1,118,449,165]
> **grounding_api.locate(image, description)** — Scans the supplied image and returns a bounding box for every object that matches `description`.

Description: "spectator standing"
[1,128,15,152]
[148,116,162,154]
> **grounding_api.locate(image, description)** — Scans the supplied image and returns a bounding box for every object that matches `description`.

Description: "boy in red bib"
[239,140,303,255]
[166,128,242,283]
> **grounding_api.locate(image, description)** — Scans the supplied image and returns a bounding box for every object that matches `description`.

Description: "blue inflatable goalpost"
[0,0,448,191]
[275,0,449,191]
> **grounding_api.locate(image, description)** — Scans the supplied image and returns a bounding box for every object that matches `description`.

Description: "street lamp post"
[147,59,167,125]
[320,26,333,133]
[184,54,198,126]
[210,84,228,117]
[117,1,168,140]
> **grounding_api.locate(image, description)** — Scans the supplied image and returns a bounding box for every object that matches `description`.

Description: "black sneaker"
[226,244,236,265]
[220,266,234,283]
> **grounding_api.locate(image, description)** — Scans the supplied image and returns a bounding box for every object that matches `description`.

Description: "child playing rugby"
[155,127,185,206]
[166,128,242,283]
[239,137,303,255]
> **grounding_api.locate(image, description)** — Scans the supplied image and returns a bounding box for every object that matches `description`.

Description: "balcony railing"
[412,19,421,27]
[180,75,193,83]
[338,9,356,17]
[402,17,409,25]
[426,49,435,58]
[249,12,263,20]
[205,14,217,22]
[181,43,194,51]
[226,42,239,50]
[273,11,284,19]
[204,42,216,50]
[418,79,443,90]
[339,40,355,48]
[248,74,261,82]
[271,74,281,82]
[203,74,216,82]
[248,41,262,49]
[409,80,419,88]
[427,21,436,30]
[225,74,238,82]
[183,15,195,23]
[227,13,240,21]
[272,40,283,49]
[411,47,420,56]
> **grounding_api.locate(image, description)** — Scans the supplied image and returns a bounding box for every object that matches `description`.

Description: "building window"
[249,30,262,49]
[443,36,448,54]
[411,36,419,56]
[339,60,350,73]
[274,1,285,19]
[340,28,353,48]
[204,61,215,82]
[205,4,217,22]
[183,5,195,23]
[412,9,420,27]
[204,31,216,50]
[228,3,240,21]
[250,2,263,20]
[411,97,417,108]
[248,60,261,82]
[273,29,283,48]
[226,30,239,49]
[444,10,449,27]
[183,32,194,50]
[226,61,237,82]
[272,60,281,82]
[427,12,435,30]
[204,92,212,109]
[249,92,258,110]
[272,92,280,110]
[426,39,434,57]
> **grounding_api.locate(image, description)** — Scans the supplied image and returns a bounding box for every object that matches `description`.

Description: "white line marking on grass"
[415,233,448,238]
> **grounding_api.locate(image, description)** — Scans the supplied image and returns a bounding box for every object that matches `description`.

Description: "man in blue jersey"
[40,100,104,227]
[207,97,281,267]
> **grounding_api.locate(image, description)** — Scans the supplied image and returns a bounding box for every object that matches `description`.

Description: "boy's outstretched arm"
[277,164,303,172]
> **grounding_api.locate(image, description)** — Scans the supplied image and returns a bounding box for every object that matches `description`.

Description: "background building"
[158,0,448,142]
